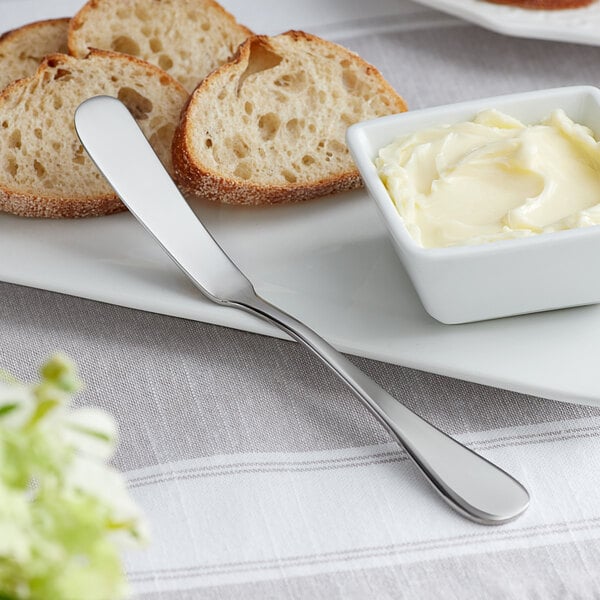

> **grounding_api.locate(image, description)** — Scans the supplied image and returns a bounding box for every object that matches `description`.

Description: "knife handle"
[235,291,530,525]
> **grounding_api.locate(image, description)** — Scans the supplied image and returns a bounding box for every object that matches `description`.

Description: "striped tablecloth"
[1,0,600,598]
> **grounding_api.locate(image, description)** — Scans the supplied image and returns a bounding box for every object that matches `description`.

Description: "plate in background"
[410,0,600,45]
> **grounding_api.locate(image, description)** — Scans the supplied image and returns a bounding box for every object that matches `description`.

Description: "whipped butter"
[376,109,600,248]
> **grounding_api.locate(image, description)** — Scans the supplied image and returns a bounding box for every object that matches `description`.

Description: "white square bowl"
[346,85,600,324]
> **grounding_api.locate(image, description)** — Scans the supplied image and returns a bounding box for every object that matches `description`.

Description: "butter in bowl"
[346,86,600,324]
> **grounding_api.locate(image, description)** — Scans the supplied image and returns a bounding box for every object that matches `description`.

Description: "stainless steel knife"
[74,95,530,524]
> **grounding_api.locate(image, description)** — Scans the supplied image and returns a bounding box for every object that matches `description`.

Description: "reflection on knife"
[74,95,530,525]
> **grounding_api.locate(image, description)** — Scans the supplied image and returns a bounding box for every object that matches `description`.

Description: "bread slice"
[68,0,253,92]
[485,0,593,7]
[0,18,70,92]
[172,31,407,206]
[0,50,188,218]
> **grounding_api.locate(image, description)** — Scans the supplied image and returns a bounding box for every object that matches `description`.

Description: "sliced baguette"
[68,0,253,92]
[0,50,188,218]
[0,18,70,92]
[172,31,407,205]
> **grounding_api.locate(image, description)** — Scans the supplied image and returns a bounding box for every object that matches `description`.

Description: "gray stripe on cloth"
[309,8,462,42]
[126,421,600,488]
[128,516,600,581]
[1,281,599,474]
[343,25,600,112]
[137,537,600,600]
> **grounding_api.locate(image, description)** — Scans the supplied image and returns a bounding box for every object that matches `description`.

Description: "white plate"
[410,0,600,46]
[2,191,600,406]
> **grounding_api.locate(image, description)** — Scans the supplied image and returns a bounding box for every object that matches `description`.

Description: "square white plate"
[1,1,599,407]
[1,186,600,407]
[410,0,600,46]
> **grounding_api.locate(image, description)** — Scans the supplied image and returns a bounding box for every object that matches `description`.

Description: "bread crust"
[173,31,407,206]
[0,50,187,218]
[68,0,253,91]
[0,17,70,47]
[68,0,253,55]
[0,188,125,219]
[485,0,593,8]
[0,18,70,92]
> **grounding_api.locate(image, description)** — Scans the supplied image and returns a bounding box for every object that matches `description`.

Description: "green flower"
[0,355,147,600]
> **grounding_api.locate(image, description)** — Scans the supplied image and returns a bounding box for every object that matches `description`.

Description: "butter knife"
[74,96,530,524]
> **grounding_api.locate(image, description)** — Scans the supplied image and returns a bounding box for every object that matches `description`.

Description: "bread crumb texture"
[173,31,407,205]
[69,0,252,92]
[0,19,69,92]
[0,50,187,218]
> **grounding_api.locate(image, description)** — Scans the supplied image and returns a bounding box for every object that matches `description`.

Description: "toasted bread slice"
[172,31,407,205]
[0,50,187,218]
[68,0,252,92]
[485,0,593,7]
[0,18,70,92]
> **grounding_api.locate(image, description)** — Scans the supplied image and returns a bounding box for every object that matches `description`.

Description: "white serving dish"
[347,85,600,324]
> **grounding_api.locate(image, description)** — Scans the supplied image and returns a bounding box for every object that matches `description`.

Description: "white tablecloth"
[2,0,600,598]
